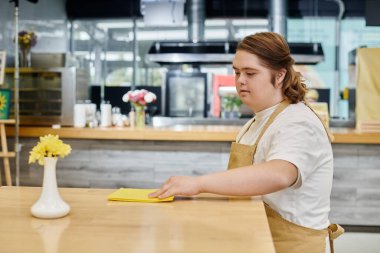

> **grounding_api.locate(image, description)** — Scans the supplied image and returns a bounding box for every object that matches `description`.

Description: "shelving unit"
[4,67,89,126]
[4,68,62,123]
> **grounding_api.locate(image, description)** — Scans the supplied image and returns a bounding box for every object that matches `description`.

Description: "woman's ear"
[275,69,287,87]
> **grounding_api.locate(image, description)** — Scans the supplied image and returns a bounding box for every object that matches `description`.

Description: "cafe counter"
[6,125,380,144]
[5,125,380,227]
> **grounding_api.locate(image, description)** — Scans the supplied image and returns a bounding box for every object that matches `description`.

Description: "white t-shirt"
[236,102,333,230]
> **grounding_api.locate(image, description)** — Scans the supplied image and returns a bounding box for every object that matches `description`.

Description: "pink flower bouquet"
[122,89,156,109]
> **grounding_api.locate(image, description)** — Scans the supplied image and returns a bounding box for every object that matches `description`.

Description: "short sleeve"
[264,120,321,188]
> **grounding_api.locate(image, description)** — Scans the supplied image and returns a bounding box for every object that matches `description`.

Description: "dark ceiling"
[66,0,370,20]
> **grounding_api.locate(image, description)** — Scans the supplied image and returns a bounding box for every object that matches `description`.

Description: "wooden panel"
[330,205,380,226]
[13,138,232,189]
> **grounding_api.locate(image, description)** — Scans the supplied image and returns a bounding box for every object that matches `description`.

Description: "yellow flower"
[0,94,6,111]
[18,30,37,50]
[29,134,71,165]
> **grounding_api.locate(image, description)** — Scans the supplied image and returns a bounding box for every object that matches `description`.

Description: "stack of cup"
[100,102,112,127]
[74,103,86,128]
[85,102,97,128]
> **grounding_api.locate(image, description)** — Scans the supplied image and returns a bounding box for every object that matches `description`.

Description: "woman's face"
[232,50,285,112]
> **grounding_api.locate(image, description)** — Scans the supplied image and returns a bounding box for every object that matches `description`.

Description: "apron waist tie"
[328,224,345,253]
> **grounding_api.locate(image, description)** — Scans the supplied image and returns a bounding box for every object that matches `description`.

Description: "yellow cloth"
[357,48,380,122]
[107,188,174,203]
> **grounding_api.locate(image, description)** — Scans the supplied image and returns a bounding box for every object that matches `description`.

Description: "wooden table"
[0,187,275,253]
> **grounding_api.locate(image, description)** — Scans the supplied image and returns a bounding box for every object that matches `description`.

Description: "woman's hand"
[149,176,202,199]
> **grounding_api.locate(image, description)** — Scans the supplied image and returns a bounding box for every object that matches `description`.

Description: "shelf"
[15,112,61,116]
[0,119,16,124]
[11,88,62,92]
[18,99,62,103]
[5,68,62,74]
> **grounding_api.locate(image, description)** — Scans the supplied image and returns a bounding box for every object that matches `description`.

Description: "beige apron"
[227,100,344,253]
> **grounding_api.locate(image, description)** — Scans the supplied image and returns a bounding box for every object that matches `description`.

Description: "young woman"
[149,32,343,253]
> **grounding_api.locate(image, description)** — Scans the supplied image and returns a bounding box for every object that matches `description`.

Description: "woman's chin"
[240,96,251,104]
[240,101,254,110]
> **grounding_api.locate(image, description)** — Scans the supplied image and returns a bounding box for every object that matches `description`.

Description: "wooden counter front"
[5,125,380,144]
[329,127,380,144]
[8,125,240,142]
[0,187,275,253]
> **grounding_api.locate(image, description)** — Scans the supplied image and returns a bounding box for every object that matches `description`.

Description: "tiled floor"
[334,232,380,253]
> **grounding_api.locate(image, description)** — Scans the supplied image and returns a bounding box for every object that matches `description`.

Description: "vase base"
[31,201,71,219]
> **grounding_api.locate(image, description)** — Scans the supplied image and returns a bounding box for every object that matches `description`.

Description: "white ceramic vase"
[31,157,70,219]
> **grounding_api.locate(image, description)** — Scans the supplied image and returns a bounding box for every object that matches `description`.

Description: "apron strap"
[236,118,256,143]
[304,101,334,143]
[252,100,290,147]
[327,224,345,253]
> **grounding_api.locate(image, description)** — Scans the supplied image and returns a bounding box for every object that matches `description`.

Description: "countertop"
[5,125,380,144]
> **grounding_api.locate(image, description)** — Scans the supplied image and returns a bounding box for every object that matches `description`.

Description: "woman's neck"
[252,95,285,113]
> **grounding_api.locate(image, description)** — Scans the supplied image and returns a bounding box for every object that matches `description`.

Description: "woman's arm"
[149,159,298,199]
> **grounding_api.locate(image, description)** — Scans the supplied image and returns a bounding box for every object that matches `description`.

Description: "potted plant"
[221,95,242,119]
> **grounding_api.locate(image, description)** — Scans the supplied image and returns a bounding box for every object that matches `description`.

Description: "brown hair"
[237,32,307,103]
